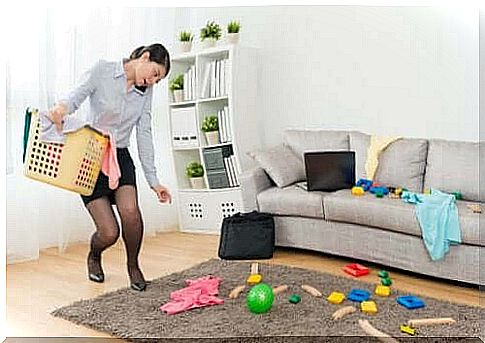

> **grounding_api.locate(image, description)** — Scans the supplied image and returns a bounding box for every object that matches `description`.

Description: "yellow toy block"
[327,292,346,304]
[352,186,365,196]
[375,285,391,297]
[361,301,378,314]
[247,274,262,285]
[400,324,417,336]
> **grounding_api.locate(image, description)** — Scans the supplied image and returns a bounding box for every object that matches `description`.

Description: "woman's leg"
[86,197,120,282]
[114,185,146,290]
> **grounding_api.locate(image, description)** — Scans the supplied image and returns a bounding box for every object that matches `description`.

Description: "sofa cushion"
[324,190,483,247]
[283,129,349,161]
[257,185,328,219]
[349,132,428,193]
[424,139,482,202]
[248,144,305,188]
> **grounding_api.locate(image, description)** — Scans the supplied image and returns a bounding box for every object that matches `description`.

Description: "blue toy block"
[370,186,389,195]
[356,179,373,191]
[396,296,425,309]
[347,289,370,302]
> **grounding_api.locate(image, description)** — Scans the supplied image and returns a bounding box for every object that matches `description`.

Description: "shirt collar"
[113,59,127,78]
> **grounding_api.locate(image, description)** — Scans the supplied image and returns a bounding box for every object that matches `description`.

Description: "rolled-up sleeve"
[136,89,160,188]
[58,61,99,114]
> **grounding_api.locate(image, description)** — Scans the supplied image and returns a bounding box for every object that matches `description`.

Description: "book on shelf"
[183,65,196,101]
[230,154,240,185]
[199,58,229,100]
[223,157,234,187]
[223,105,232,142]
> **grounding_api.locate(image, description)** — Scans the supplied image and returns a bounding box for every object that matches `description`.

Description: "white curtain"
[6,7,179,263]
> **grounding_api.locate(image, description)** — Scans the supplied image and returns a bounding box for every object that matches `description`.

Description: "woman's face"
[135,52,167,88]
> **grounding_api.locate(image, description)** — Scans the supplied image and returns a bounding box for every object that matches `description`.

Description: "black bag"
[218,211,275,260]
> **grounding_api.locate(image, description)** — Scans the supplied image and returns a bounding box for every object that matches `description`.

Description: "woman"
[49,43,172,291]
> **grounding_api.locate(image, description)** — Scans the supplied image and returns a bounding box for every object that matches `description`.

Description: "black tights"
[86,185,145,284]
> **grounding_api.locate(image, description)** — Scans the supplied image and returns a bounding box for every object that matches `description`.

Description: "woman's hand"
[48,103,68,132]
[152,185,172,204]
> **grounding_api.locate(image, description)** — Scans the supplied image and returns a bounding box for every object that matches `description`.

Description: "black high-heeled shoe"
[87,252,105,283]
[130,281,147,291]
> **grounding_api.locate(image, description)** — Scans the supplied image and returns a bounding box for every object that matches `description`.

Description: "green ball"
[246,283,274,314]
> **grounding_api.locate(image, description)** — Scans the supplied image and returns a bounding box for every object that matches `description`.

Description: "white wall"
[176,5,478,146]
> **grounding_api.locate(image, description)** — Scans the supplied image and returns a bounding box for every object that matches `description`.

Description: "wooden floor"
[6,231,484,339]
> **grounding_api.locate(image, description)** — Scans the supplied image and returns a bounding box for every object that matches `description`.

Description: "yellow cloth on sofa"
[365,135,402,180]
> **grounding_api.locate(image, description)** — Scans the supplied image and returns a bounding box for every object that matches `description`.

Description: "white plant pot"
[173,89,184,103]
[226,32,240,44]
[189,177,205,189]
[205,131,220,145]
[178,41,192,53]
[201,38,217,49]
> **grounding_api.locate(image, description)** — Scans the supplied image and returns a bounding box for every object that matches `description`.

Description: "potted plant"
[226,20,241,44]
[186,161,205,189]
[178,30,194,53]
[200,20,222,49]
[169,74,184,103]
[201,115,219,145]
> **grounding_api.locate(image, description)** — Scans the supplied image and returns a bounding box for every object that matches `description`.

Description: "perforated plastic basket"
[23,109,109,196]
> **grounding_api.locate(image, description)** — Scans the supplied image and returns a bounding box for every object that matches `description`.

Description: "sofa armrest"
[240,167,273,212]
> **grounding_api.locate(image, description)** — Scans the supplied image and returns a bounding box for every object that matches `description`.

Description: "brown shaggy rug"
[51,259,484,342]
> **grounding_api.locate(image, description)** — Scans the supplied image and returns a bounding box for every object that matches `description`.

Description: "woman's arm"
[136,89,172,203]
[49,61,100,129]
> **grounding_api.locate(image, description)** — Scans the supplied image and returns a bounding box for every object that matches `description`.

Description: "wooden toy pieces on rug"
[247,262,262,285]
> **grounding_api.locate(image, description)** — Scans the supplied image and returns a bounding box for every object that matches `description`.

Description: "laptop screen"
[304,151,355,191]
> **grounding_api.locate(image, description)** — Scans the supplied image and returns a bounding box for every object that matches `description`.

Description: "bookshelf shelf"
[168,45,260,232]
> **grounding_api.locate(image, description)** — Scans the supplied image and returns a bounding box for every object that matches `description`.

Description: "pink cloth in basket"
[101,132,121,190]
[160,275,224,315]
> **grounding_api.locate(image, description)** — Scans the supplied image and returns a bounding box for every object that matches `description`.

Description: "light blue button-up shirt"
[60,59,160,187]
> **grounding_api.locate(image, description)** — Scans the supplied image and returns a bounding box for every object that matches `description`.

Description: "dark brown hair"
[129,43,171,77]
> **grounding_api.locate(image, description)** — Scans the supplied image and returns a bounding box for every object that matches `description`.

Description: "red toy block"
[343,263,370,277]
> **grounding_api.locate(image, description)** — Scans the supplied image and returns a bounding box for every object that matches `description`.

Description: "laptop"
[296,151,355,192]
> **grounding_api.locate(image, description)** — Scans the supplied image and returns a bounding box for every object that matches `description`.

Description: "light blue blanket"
[401,189,461,261]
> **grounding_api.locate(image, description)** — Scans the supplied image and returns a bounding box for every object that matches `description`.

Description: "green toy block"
[381,277,392,286]
[376,190,384,198]
[289,294,301,304]
[378,270,389,278]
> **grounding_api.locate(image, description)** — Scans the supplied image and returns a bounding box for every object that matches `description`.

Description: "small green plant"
[179,30,194,42]
[201,115,219,132]
[186,161,204,178]
[227,21,240,34]
[169,74,184,91]
[200,20,222,41]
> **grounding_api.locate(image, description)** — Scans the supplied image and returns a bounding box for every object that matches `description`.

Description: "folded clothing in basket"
[39,111,85,143]
[39,112,121,190]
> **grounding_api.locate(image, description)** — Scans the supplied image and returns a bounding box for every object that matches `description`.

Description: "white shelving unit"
[168,45,260,234]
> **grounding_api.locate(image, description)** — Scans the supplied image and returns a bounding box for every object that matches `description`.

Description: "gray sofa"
[240,129,484,285]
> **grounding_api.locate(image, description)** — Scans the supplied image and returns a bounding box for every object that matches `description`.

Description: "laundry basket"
[23,108,110,196]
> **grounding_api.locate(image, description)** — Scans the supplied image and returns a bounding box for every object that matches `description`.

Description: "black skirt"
[81,148,136,206]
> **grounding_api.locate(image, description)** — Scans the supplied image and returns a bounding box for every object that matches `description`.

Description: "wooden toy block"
[289,294,301,304]
[327,291,346,304]
[332,306,356,320]
[301,284,322,297]
[377,270,389,278]
[352,186,364,195]
[407,317,456,327]
[247,274,262,285]
[347,289,370,302]
[381,277,392,286]
[360,301,377,314]
[375,285,391,297]
[250,263,259,275]
[343,263,370,277]
[400,324,417,336]
[397,295,425,309]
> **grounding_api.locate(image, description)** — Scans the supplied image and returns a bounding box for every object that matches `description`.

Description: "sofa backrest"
[349,131,428,193]
[283,129,349,160]
[424,139,482,202]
